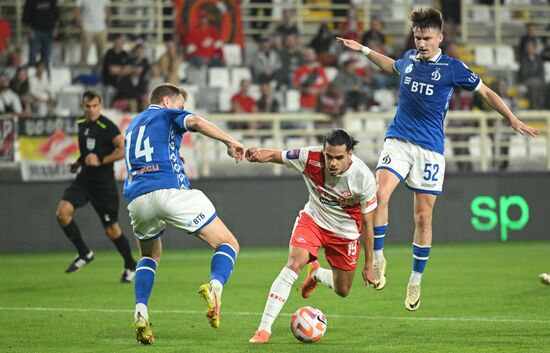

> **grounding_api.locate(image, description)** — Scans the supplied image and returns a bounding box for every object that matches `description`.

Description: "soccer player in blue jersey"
[123,83,244,344]
[338,8,539,311]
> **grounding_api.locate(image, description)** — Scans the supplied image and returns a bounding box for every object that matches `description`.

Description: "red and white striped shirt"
[282,146,377,240]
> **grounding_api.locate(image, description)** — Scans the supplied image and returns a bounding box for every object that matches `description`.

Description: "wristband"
[361,46,371,56]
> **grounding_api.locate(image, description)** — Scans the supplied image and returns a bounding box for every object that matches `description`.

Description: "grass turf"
[2,241,550,352]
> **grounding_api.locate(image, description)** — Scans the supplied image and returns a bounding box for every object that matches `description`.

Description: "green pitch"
[2,241,550,353]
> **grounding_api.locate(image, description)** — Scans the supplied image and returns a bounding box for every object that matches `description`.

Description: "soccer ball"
[290,306,327,343]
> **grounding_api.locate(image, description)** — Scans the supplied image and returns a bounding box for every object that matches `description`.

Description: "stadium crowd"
[0,1,549,119]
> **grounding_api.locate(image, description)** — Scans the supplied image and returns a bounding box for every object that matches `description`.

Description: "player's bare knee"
[376,189,391,207]
[224,236,239,253]
[55,204,72,226]
[104,223,121,239]
[285,260,305,274]
[414,210,432,228]
[334,286,350,297]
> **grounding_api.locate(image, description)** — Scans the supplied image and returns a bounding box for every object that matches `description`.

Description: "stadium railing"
[2,110,548,178]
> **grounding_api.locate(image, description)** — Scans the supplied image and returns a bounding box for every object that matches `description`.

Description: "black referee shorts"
[62,177,119,225]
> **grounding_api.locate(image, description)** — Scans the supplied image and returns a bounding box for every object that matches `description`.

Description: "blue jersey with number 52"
[123,104,192,202]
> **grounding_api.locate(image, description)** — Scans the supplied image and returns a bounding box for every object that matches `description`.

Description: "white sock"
[313,267,334,289]
[258,267,298,333]
[135,303,148,320]
[210,279,223,297]
[374,250,385,262]
[409,271,422,285]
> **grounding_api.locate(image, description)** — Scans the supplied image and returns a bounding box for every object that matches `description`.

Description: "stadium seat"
[153,44,166,61]
[345,118,363,133]
[86,45,99,66]
[508,135,529,170]
[365,117,386,135]
[181,84,199,95]
[471,5,492,22]
[218,88,233,112]
[184,91,196,111]
[373,89,396,110]
[285,90,301,112]
[468,135,493,171]
[63,43,80,66]
[223,44,243,67]
[231,67,253,90]
[529,136,547,158]
[544,62,550,83]
[178,62,188,82]
[20,43,29,66]
[494,45,518,70]
[509,135,528,157]
[324,67,338,82]
[208,67,231,89]
[57,85,85,116]
[474,46,495,67]
[50,67,72,93]
[51,43,63,66]
[248,84,261,101]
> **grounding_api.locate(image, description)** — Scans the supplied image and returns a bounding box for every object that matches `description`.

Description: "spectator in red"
[317,81,345,121]
[231,79,257,113]
[338,7,364,42]
[0,8,11,58]
[186,11,224,67]
[230,79,259,129]
[293,47,329,111]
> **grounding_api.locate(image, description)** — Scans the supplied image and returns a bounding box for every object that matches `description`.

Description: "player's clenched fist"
[245,147,259,162]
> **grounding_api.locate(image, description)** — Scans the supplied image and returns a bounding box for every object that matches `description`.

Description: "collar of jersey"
[415,48,442,63]
[149,104,163,109]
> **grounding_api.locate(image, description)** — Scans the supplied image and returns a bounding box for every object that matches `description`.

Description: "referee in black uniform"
[56,90,137,283]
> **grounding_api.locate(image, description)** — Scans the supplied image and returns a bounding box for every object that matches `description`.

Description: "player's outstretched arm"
[360,211,376,288]
[336,37,396,75]
[245,147,283,164]
[476,83,540,137]
[186,115,244,162]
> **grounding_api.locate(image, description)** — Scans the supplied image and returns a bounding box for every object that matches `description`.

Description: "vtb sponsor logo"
[404,76,434,96]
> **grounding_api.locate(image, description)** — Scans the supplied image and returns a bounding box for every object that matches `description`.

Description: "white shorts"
[376,138,445,194]
[127,188,217,241]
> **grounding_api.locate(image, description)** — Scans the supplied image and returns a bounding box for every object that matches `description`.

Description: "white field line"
[0,248,413,263]
[2,306,549,324]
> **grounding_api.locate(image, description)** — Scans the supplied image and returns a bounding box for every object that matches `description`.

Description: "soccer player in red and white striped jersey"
[246,129,378,344]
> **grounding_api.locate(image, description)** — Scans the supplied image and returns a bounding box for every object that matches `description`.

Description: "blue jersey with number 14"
[387,49,482,155]
[123,104,192,203]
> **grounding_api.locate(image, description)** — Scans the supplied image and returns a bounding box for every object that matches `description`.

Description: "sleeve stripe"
[473,79,483,91]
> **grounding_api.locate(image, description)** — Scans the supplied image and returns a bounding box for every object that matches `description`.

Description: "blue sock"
[374,224,387,251]
[135,257,157,305]
[211,243,237,285]
[412,243,431,274]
